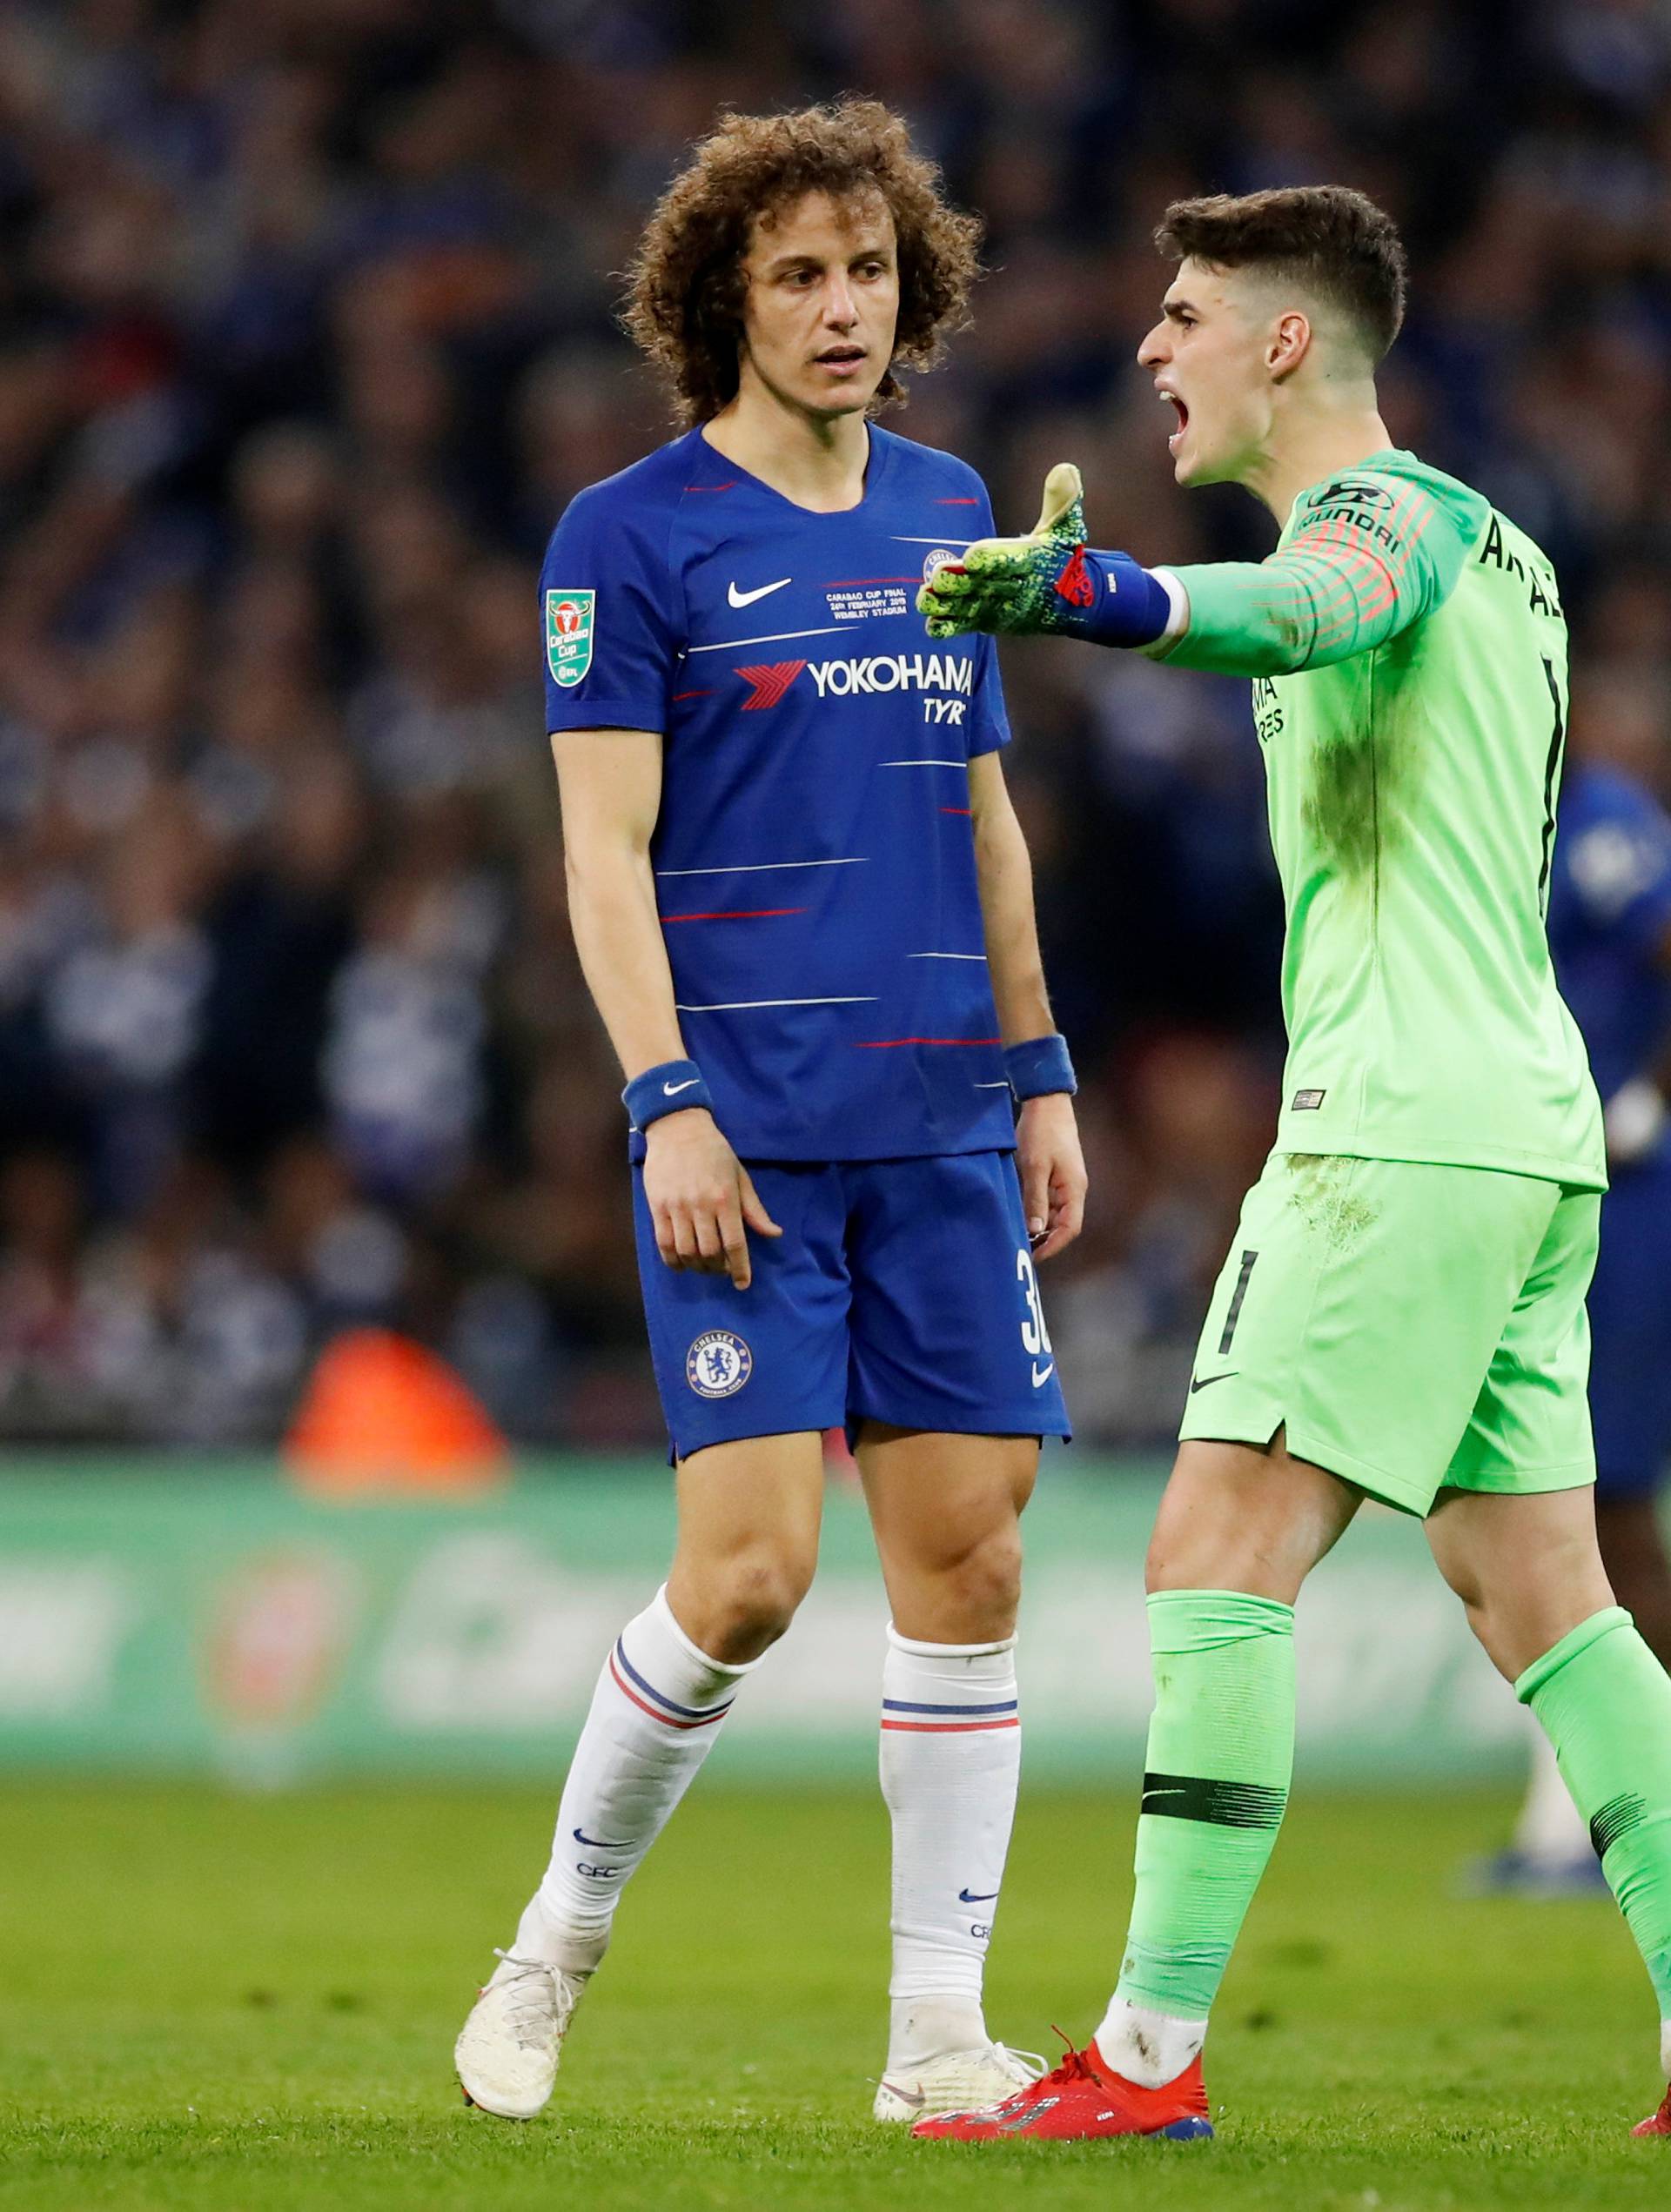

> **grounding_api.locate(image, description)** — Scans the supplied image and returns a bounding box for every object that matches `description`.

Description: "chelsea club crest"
[686,1330,753,1398]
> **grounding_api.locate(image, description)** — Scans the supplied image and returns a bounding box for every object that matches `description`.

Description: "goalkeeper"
[915,184,1671,2146]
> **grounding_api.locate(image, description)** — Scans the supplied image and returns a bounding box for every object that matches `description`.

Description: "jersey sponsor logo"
[1290,1088,1326,1110]
[545,589,595,688]
[731,651,976,710]
[735,660,808,709]
[1252,675,1284,745]
[686,1330,753,1398]
[806,651,975,700]
[1312,479,1392,511]
[727,576,792,608]
[1305,503,1404,555]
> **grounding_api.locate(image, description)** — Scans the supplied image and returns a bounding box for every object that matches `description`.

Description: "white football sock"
[1513,1714,1592,1865]
[1094,1994,1208,2088]
[516,1585,761,1974]
[881,1625,1020,2066]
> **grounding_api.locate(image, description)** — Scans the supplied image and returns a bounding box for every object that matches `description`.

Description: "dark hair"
[1155,186,1407,363]
[622,99,983,426]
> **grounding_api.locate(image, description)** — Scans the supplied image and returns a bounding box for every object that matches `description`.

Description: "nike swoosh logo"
[1189,1371,1238,1393]
[958,1887,998,1903]
[878,2079,927,2109]
[573,1827,633,1849]
[662,1079,700,1096]
[1030,1361,1054,1388]
[728,577,792,608]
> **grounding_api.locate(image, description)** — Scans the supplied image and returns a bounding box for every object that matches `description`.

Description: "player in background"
[1480,672,1671,1891]
[915,184,1671,2143]
[453,103,1083,2124]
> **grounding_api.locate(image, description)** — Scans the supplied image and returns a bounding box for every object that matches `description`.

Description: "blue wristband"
[1059,548,1173,649]
[1004,1034,1077,1101]
[623,1058,713,1131]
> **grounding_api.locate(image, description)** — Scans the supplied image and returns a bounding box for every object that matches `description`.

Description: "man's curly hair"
[623,100,983,426]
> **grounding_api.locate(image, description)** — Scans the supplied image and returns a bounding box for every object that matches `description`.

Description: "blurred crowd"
[0,0,1666,1448]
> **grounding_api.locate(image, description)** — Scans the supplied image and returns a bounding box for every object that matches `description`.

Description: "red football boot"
[1633,2086,1671,2137]
[911,2036,1213,2142]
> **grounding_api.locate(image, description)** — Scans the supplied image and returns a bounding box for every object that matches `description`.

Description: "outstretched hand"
[919,463,1091,640]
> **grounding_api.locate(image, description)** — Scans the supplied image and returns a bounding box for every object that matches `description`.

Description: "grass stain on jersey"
[1299,629,1426,895]
[1285,1153,1379,1248]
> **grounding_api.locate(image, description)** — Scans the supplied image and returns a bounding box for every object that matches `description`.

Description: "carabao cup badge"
[686,1330,753,1398]
[546,589,595,688]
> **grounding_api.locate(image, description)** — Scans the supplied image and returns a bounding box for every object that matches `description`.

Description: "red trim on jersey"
[672,688,715,700]
[828,576,919,586]
[683,480,739,493]
[941,806,973,814]
[660,908,809,923]
[854,1036,1003,1049]
[935,497,981,506]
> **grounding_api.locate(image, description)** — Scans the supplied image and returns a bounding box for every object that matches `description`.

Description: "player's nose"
[1137,323,1168,368]
[822,278,858,327]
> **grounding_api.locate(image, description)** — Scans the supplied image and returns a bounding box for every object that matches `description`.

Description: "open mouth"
[1161,388,1189,452]
[815,345,867,374]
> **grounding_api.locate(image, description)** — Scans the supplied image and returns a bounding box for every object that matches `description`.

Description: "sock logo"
[958,1887,998,1902]
[573,1827,632,1850]
[1140,1770,1287,1829]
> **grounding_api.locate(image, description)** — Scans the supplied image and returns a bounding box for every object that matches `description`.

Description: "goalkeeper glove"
[918,463,1174,649]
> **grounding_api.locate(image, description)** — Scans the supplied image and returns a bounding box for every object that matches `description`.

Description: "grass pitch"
[0,1779,1664,2210]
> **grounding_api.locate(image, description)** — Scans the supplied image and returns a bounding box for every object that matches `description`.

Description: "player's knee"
[932,1521,1023,1638]
[701,1545,817,1659]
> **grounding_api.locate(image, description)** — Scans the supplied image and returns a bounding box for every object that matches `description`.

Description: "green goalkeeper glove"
[918,463,1174,649]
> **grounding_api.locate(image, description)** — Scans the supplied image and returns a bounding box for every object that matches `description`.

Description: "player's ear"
[1267,310,1312,383]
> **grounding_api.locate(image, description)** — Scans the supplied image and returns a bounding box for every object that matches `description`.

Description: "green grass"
[0,1780,1665,2209]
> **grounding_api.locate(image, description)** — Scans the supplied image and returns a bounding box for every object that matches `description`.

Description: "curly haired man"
[453,101,1084,2125]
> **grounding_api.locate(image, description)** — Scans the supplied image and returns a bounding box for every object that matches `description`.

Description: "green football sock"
[1114,1589,1295,2020]
[1518,1606,1671,2021]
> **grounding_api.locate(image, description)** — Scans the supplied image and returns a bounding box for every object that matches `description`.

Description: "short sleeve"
[962,482,1012,758]
[540,486,679,735]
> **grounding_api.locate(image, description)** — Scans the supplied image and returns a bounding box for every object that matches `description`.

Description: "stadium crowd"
[0,0,1664,1446]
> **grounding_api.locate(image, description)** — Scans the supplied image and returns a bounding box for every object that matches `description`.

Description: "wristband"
[1071,549,1175,649]
[1004,1034,1077,1102]
[623,1058,713,1132]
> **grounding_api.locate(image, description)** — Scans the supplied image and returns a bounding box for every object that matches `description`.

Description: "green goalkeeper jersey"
[1158,448,1604,1190]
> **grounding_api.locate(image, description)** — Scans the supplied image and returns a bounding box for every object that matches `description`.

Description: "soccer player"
[914,184,1671,2143]
[1482,680,1671,1891]
[453,102,1082,2123]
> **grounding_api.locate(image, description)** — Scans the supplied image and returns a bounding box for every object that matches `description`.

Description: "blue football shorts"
[1587,1146,1671,1499]
[630,1150,1072,1462]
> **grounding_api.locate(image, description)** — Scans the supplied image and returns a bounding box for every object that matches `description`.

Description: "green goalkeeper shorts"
[1178,1150,1600,1517]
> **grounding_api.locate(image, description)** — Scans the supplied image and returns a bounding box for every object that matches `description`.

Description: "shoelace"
[1036,2027,1098,2088]
[489,1948,562,2048]
[990,2043,1046,2087]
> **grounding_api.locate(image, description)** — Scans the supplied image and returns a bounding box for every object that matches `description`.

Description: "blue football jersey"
[539,425,1018,1162]
[1547,761,1671,1104]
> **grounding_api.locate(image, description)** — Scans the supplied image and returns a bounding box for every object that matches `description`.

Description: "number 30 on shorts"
[1017,1245,1053,1357]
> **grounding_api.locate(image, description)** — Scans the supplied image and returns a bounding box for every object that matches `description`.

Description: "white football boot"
[454,1949,588,2119]
[873,2041,1044,2122]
